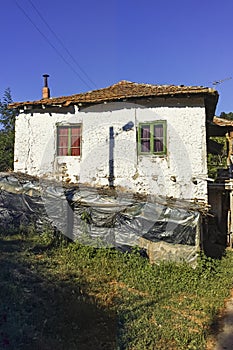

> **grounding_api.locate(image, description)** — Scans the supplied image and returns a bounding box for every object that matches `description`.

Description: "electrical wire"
[14,0,95,91]
[27,0,97,89]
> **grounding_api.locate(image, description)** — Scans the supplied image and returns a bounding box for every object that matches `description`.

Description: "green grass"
[0,230,233,349]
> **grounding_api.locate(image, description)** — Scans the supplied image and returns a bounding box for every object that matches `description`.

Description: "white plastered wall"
[14,100,208,201]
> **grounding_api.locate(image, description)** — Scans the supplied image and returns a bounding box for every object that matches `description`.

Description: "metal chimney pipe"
[42,74,50,99]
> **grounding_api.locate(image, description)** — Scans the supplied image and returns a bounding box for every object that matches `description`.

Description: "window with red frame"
[57,125,81,156]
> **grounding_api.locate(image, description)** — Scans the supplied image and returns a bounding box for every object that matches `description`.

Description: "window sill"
[138,153,167,158]
[56,155,81,158]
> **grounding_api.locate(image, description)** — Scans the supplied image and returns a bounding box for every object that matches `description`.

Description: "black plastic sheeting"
[0,173,202,263]
[0,190,48,232]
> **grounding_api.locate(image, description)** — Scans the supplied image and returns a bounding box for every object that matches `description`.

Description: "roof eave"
[9,90,219,110]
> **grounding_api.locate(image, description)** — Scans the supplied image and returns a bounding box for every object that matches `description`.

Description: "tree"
[220,111,233,120]
[207,136,227,179]
[207,111,233,178]
[0,88,17,171]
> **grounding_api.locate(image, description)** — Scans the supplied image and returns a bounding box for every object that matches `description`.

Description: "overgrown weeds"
[0,229,233,349]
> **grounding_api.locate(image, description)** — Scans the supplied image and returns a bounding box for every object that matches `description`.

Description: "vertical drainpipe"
[109,126,115,187]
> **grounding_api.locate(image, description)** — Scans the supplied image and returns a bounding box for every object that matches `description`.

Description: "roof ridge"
[8,80,218,109]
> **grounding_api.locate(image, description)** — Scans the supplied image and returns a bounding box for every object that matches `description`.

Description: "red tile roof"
[9,80,218,109]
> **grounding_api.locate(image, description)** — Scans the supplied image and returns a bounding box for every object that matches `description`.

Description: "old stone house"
[11,78,233,260]
[10,78,219,202]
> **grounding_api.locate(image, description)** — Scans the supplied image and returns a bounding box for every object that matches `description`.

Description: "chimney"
[42,74,50,99]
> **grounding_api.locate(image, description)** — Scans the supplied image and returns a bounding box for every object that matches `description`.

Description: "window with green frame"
[57,125,81,156]
[138,121,167,155]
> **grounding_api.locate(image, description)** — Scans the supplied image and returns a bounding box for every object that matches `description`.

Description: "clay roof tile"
[9,80,218,109]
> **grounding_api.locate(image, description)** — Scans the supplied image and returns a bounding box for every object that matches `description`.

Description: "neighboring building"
[10,78,219,202]
[207,116,233,250]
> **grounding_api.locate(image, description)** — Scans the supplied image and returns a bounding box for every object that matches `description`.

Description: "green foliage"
[0,88,16,171]
[207,111,233,179]
[207,136,227,179]
[220,111,233,120]
[196,251,221,275]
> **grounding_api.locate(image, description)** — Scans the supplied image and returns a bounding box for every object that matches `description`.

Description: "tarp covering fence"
[0,172,205,263]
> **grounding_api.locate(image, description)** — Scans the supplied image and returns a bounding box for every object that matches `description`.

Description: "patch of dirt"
[205,289,233,350]
[109,280,150,297]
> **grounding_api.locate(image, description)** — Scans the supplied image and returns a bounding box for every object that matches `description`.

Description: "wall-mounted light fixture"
[122,121,134,132]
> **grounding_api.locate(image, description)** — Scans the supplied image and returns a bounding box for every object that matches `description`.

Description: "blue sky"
[1,0,233,115]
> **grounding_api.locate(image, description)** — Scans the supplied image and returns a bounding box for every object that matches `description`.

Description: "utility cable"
[14,0,95,91]
[27,0,97,89]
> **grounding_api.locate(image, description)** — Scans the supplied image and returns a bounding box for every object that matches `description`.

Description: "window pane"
[71,133,80,156]
[140,125,150,152]
[59,127,68,136]
[59,136,68,147]
[154,124,163,137]
[58,127,68,156]
[141,125,150,138]
[71,148,80,156]
[154,124,164,152]
[71,127,81,136]
[141,140,150,152]
[154,139,163,152]
[58,147,68,156]
[71,135,80,148]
